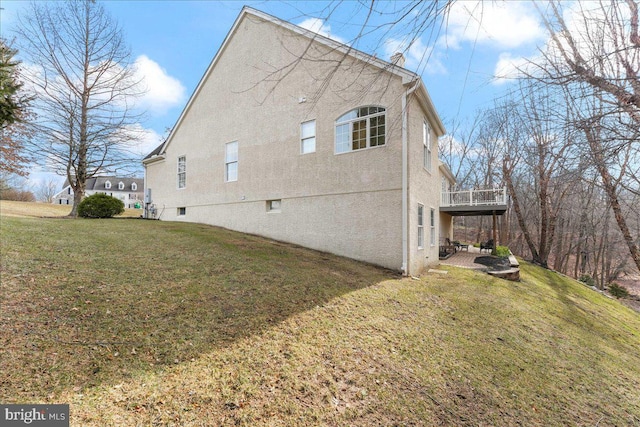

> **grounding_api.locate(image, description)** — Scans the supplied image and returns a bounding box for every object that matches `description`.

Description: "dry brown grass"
[0,200,141,218]
[2,209,640,426]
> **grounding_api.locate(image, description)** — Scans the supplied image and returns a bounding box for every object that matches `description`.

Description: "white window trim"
[418,203,424,250]
[335,106,386,154]
[118,182,125,190]
[131,183,137,191]
[177,155,186,189]
[105,180,111,189]
[430,207,436,247]
[423,119,432,173]
[225,141,238,182]
[300,120,316,154]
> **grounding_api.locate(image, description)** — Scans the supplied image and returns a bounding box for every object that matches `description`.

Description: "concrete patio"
[439,245,521,281]
[439,245,490,270]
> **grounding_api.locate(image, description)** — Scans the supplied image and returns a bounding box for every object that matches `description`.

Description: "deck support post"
[492,210,498,255]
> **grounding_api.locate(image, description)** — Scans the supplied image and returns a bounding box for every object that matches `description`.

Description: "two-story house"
[53,177,144,209]
[143,7,506,276]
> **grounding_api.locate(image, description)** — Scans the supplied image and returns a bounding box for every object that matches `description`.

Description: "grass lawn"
[1,201,639,426]
[0,200,142,218]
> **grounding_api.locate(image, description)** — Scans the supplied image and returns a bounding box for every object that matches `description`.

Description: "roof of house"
[143,6,446,164]
[61,176,143,191]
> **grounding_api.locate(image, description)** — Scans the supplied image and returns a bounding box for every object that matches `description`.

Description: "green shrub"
[608,283,630,299]
[494,245,510,257]
[78,193,124,218]
[579,275,596,287]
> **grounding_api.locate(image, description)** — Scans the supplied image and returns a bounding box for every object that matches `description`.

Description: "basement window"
[267,199,281,212]
[177,207,186,216]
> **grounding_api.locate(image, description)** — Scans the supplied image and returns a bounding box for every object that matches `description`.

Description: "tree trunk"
[584,125,640,273]
[504,159,541,264]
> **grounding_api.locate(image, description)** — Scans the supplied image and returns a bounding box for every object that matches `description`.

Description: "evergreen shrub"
[78,193,124,218]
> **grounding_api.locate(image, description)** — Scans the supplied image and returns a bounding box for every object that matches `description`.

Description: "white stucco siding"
[440,212,453,242]
[162,190,403,271]
[145,13,406,271]
[406,95,443,274]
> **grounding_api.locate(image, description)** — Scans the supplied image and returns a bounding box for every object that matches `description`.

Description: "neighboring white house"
[143,7,506,276]
[53,177,144,209]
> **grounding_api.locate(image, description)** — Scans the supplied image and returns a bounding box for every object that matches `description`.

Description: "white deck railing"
[441,187,507,207]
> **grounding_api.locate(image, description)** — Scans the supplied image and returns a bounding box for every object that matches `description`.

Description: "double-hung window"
[225,141,238,182]
[430,208,436,246]
[418,204,424,249]
[335,106,386,153]
[177,156,186,189]
[301,120,316,154]
[423,120,432,172]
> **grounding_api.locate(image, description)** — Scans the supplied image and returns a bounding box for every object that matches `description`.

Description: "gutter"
[142,153,166,166]
[401,79,420,275]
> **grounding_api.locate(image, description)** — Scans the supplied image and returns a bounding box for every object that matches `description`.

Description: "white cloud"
[442,1,546,49]
[25,168,66,193]
[492,52,536,85]
[133,55,186,114]
[297,18,345,44]
[383,37,447,74]
[116,124,164,158]
[135,126,164,158]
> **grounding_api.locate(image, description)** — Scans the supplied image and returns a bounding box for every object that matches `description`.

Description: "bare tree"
[481,81,578,268]
[535,0,640,124]
[16,0,143,217]
[35,179,59,203]
[530,0,640,273]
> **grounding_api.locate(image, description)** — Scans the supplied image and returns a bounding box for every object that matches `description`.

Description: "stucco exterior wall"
[405,95,443,274]
[145,14,408,271]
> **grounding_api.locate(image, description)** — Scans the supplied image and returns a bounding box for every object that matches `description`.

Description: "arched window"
[131,182,137,191]
[335,106,386,153]
[118,182,124,190]
[105,180,111,189]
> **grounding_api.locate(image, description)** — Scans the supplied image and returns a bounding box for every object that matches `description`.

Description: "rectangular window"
[423,120,432,172]
[267,199,281,212]
[301,120,316,154]
[225,141,238,182]
[430,208,436,246]
[177,207,186,216]
[177,156,186,189]
[335,123,350,153]
[418,204,424,249]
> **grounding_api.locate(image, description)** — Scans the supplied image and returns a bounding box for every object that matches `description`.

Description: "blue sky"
[0,0,548,189]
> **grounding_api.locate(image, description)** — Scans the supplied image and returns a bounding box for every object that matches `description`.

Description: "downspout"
[402,80,420,275]
[143,163,148,219]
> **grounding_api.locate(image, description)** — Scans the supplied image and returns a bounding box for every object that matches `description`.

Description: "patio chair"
[480,239,494,253]
[440,238,457,259]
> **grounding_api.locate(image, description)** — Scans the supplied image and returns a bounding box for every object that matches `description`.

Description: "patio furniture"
[480,239,494,253]
[439,238,457,259]
[454,241,469,251]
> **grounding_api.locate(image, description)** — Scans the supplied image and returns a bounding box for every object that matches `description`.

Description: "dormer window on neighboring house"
[105,181,111,189]
[335,106,386,154]
[118,182,124,190]
[131,182,137,191]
